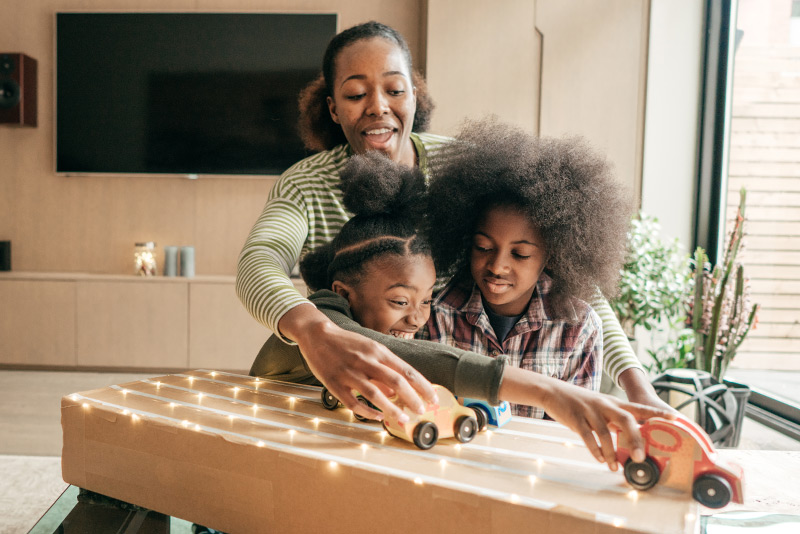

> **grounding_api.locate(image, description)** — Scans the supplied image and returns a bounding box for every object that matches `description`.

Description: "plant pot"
[651,369,750,448]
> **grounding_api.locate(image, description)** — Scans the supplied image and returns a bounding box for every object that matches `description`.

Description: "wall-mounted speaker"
[0,53,37,127]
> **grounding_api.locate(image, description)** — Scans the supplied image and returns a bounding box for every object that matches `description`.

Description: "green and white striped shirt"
[235,132,642,387]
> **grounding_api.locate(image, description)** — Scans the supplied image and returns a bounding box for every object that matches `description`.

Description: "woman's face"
[333,254,435,338]
[327,37,417,166]
[470,206,548,317]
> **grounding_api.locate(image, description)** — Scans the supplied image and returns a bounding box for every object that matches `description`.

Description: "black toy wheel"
[623,457,661,491]
[413,422,439,449]
[353,396,372,422]
[471,407,488,431]
[455,416,478,443]
[692,474,732,509]
[320,388,339,410]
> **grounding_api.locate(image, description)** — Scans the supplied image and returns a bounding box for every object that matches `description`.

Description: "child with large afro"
[423,119,632,418]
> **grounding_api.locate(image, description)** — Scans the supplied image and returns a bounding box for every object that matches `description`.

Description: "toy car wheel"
[623,457,660,491]
[413,422,439,450]
[692,474,732,509]
[320,388,339,410]
[471,407,488,431]
[455,416,478,443]
[353,396,372,422]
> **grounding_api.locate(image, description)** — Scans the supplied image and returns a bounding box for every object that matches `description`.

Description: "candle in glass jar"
[134,242,157,276]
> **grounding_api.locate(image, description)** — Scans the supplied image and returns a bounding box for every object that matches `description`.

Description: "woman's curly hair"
[299,152,431,291]
[297,21,435,152]
[426,119,631,320]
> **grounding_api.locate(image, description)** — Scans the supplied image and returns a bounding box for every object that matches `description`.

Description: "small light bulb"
[229,415,237,421]
[122,409,130,415]
[197,393,204,400]
[181,420,190,427]
[288,429,296,436]
[233,387,240,393]
[536,458,544,468]
[194,424,201,431]
[131,414,139,421]
[613,518,625,528]
[564,441,573,448]
[414,477,423,485]
[156,381,161,388]
[529,475,537,484]
[454,444,461,451]
[486,430,493,437]
[122,389,128,395]
[510,494,520,504]
[329,461,338,469]
[312,417,320,425]
[82,403,89,409]
[70,394,79,401]
[257,441,265,447]
[360,443,369,451]
[627,490,639,501]
[169,402,176,408]
[210,372,217,377]
[439,459,447,467]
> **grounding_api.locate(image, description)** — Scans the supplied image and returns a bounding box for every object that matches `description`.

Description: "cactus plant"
[688,188,760,382]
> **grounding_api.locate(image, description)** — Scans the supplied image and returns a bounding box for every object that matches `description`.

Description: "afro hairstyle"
[425,118,631,320]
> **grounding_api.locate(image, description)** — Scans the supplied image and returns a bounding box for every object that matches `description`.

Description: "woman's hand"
[278,304,437,423]
[499,367,676,471]
[617,368,677,413]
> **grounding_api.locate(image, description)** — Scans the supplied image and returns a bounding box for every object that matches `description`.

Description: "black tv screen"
[56,13,337,176]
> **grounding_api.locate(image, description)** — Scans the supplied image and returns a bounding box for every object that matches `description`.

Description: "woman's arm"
[591,295,671,409]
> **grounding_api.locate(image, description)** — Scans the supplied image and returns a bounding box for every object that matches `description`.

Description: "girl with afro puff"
[250,151,673,469]
[422,119,660,418]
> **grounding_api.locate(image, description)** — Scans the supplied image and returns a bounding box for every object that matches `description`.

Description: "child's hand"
[498,367,675,471]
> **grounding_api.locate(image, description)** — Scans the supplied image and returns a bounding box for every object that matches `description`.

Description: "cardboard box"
[62,370,699,533]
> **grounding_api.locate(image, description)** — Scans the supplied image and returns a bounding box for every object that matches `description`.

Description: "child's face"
[334,253,436,338]
[470,206,548,317]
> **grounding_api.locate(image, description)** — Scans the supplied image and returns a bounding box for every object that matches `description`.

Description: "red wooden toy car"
[616,415,744,508]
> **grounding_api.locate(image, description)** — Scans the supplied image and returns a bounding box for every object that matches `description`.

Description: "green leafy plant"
[688,188,760,382]
[612,213,693,339]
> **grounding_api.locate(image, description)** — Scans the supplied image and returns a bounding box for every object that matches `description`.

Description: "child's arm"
[498,366,667,471]
[313,292,674,469]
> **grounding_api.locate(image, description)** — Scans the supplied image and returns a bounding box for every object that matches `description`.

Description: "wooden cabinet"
[0,278,77,366]
[0,273,303,373]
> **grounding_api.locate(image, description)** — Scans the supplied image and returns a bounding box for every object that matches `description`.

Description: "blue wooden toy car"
[457,397,511,430]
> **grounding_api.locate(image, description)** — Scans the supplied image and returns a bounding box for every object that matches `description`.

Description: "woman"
[236,21,667,426]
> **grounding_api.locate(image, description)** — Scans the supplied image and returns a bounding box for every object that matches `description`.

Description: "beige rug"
[0,455,67,534]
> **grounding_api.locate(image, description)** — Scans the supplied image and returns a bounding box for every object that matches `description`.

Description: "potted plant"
[652,188,760,447]
[611,213,693,342]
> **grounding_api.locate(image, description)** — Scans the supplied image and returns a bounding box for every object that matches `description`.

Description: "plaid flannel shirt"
[421,273,602,418]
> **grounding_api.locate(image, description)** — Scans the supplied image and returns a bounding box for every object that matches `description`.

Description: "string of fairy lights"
[66,370,698,531]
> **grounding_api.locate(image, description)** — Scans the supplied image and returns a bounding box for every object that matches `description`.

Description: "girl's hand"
[500,367,676,471]
[279,304,437,423]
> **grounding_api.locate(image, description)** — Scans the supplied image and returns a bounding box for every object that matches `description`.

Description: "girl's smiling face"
[326,37,417,167]
[470,206,548,317]
[333,253,435,338]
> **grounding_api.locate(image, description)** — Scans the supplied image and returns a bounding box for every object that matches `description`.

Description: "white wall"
[640,0,705,247]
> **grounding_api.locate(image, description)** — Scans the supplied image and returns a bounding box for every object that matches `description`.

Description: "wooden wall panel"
[0,279,76,366]
[536,0,649,196]
[76,280,188,368]
[425,0,539,135]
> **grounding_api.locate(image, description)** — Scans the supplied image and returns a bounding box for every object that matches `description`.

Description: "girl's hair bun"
[339,152,426,218]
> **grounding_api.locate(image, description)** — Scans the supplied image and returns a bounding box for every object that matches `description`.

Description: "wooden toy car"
[616,416,744,509]
[457,397,512,430]
[382,385,480,449]
[320,386,377,422]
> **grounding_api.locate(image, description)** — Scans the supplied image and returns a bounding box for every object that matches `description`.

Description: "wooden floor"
[2,368,800,456]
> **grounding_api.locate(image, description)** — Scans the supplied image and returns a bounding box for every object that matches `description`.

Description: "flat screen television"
[56,13,337,177]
